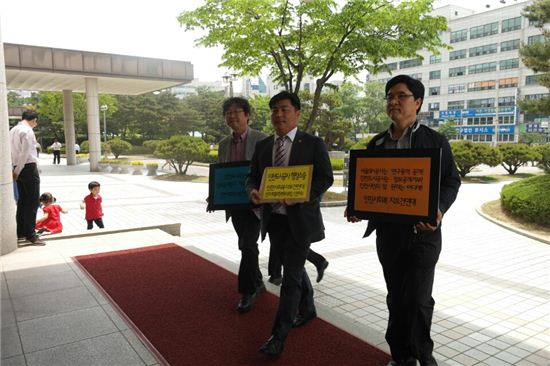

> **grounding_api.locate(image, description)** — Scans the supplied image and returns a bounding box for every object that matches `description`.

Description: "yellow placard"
[259,165,313,202]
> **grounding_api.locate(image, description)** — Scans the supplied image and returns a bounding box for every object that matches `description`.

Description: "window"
[429,70,441,80]
[449,67,466,77]
[468,80,496,92]
[466,116,494,125]
[500,58,519,70]
[526,75,541,85]
[528,35,544,45]
[448,100,464,110]
[525,93,550,100]
[428,102,440,111]
[449,49,467,60]
[498,96,515,107]
[429,87,440,96]
[399,58,422,69]
[429,55,441,64]
[469,43,498,57]
[502,17,522,32]
[468,98,495,108]
[409,73,422,81]
[529,18,543,27]
[499,116,514,124]
[448,84,466,94]
[499,77,518,88]
[470,22,498,39]
[450,29,468,43]
[387,62,398,71]
[501,39,520,52]
[468,62,497,74]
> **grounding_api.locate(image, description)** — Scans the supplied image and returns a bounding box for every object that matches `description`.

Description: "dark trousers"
[268,245,326,278]
[87,218,104,230]
[267,214,314,340]
[16,163,40,239]
[229,210,262,295]
[376,226,441,363]
[53,150,61,164]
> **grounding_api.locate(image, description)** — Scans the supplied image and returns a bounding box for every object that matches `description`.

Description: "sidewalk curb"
[475,206,550,245]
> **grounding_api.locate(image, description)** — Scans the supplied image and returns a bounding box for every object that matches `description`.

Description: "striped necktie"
[274,136,287,167]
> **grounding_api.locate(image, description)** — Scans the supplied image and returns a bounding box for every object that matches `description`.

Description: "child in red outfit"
[80,181,104,230]
[35,192,67,234]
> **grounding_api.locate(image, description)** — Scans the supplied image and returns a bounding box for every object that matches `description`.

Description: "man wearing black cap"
[347,75,461,366]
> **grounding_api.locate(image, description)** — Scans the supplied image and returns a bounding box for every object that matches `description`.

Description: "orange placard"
[354,157,431,217]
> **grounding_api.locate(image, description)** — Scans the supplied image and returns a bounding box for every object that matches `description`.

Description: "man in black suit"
[212,97,268,313]
[247,91,334,358]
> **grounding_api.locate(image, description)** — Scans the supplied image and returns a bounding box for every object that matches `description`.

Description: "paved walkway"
[1,154,549,365]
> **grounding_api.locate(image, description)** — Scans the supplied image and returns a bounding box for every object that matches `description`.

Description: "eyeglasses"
[384,94,415,102]
[225,109,245,116]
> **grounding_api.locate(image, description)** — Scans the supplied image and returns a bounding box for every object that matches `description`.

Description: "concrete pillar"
[0,22,18,254]
[63,90,77,165]
[85,78,101,171]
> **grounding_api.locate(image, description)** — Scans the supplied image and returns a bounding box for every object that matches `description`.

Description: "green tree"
[519,0,550,115]
[451,141,502,178]
[533,144,550,173]
[249,94,272,133]
[438,120,459,141]
[361,81,391,133]
[519,131,548,145]
[108,138,133,159]
[498,143,538,175]
[182,87,225,143]
[178,0,447,133]
[154,135,210,175]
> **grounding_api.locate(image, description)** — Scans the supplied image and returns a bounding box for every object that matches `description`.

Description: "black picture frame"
[208,161,253,210]
[347,148,441,225]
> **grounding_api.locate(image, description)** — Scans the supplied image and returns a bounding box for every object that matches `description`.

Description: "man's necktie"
[272,136,287,212]
[274,136,287,167]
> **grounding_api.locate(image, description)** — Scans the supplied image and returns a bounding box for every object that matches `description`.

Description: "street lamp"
[100,104,108,143]
[222,72,238,97]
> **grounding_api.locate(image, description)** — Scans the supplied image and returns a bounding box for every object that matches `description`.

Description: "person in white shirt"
[50,138,62,164]
[75,142,80,154]
[9,110,45,246]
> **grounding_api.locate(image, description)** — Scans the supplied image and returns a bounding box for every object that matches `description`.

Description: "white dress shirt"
[9,121,39,176]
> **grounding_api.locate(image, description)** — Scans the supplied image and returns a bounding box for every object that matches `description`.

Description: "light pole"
[222,73,238,97]
[100,104,108,143]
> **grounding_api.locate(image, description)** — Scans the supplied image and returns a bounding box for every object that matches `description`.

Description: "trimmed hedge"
[330,158,344,171]
[500,174,550,226]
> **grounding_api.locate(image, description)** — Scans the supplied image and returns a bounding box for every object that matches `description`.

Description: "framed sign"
[259,165,313,202]
[208,161,252,210]
[347,149,441,225]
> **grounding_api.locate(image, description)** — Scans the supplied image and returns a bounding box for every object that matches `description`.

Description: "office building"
[372,0,548,143]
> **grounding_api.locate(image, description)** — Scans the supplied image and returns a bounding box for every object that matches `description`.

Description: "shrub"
[81,141,89,153]
[143,140,163,151]
[451,140,502,177]
[131,160,144,166]
[108,138,132,159]
[349,137,372,150]
[128,145,154,155]
[146,162,158,168]
[498,143,538,175]
[330,158,344,171]
[154,135,209,175]
[501,175,550,226]
[533,144,550,173]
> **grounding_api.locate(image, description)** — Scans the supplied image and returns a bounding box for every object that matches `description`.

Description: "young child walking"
[80,181,104,230]
[35,192,68,234]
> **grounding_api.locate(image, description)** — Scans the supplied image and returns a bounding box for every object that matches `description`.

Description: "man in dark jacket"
[247,91,334,358]
[347,75,460,366]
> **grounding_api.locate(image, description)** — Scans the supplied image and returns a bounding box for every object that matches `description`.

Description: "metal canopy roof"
[4,43,194,95]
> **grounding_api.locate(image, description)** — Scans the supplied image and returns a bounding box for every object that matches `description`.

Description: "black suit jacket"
[246,130,334,246]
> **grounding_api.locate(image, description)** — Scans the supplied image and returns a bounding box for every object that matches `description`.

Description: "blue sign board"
[439,107,515,119]
[209,161,253,210]
[456,125,515,135]
[525,123,548,133]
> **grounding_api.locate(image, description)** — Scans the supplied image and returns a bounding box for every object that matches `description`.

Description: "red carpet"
[74,244,391,365]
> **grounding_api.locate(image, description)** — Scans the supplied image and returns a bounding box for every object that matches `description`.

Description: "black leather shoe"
[237,293,256,313]
[268,276,282,286]
[26,235,46,246]
[292,311,317,328]
[259,335,284,359]
[316,260,329,283]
